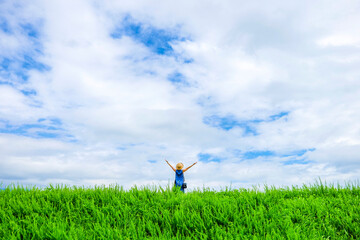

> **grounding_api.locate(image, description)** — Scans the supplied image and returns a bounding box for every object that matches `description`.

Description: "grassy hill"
[1,182,359,239]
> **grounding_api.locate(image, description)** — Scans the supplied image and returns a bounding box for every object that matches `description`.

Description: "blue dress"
[175,170,185,192]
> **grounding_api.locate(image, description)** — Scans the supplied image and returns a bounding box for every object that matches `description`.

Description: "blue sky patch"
[203,111,289,135]
[20,89,37,96]
[0,16,47,85]
[239,148,315,162]
[38,117,62,126]
[0,18,11,34]
[269,111,289,121]
[35,132,59,138]
[0,118,68,139]
[282,159,312,165]
[167,71,190,87]
[198,153,222,163]
[20,23,39,38]
[1,57,31,82]
[111,15,187,56]
[279,148,315,157]
[281,149,307,157]
[22,55,50,72]
[1,55,50,83]
[0,58,12,80]
[0,123,60,138]
[148,160,157,164]
[183,58,194,64]
[0,58,13,81]
[243,150,275,159]
[203,115,259,135]
[0,58,11,69]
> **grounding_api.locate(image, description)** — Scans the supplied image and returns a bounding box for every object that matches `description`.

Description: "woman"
[165,159,197,192]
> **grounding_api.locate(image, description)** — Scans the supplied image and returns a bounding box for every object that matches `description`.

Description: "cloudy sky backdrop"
[1,0,360,190]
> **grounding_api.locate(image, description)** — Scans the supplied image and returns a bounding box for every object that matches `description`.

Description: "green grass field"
[1,181,359,239]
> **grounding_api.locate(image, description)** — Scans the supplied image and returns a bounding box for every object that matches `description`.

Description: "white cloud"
[1,0,360,190]
[317,35,360,47]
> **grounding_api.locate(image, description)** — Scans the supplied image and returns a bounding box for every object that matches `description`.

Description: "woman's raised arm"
[165,159,176,172]
[183,162,197,173]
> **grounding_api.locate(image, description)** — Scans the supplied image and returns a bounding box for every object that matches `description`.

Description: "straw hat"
[176,163,184,170]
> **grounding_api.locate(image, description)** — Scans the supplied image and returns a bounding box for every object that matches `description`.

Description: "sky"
[1,0,360,190]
